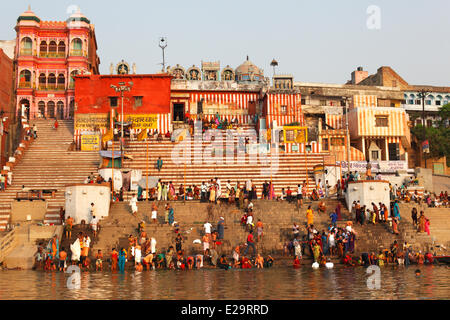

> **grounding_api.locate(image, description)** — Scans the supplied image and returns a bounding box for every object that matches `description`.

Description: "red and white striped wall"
[352,95,377,107]
[265,93,304,127]
[189,92,258,124]
[325,114,344,129]
[357,108,407,137]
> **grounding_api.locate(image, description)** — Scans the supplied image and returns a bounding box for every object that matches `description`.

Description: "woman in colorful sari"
[335,203,341,221]
[392,217,399,235]
[348,232,355,253]
[118,248,126,272]
[312,242,321,262]
[418,212,426,232]
[168,182,175,200]
[209,184,216,203]
[168,205,174,225]
[424,218,431,235]
[49,235,59,260]
[269,182,275,200]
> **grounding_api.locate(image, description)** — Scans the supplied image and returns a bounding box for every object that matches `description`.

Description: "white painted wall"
[345,181,390,215]
[65,185,111,224]
[98,168,122,191]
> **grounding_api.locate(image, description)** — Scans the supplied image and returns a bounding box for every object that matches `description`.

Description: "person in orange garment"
[306,206,314,226]
[293,255,301,268]
[110,248,118,272]
[318,201,326,214]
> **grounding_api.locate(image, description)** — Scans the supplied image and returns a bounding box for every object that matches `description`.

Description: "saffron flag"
[137,129,147,141]
[102,130,113,143]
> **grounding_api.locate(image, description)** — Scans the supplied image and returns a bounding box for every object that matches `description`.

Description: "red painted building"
[73,74,172,145]
[0,48,14,165]
[14,7,99,120]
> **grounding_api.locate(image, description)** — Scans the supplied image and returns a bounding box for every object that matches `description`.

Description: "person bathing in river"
[293,255,301,268]
[255,254,264,269]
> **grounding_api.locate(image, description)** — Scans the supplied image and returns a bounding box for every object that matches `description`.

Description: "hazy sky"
[1,0,449,86]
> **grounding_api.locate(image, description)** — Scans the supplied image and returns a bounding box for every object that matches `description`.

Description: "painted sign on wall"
[75,113,109,130]
[125,114,158,129]
[81,134,100,151]
[339,160,407,172]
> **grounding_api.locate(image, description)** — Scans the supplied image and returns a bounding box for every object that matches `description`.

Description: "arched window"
[47,73,56,90]
[39,41,48,57]
[20,37,32,55]
[47,101,55,118]
[38,101,46,118]
[48,41,57,54]
[71,38,82,56]
[19,99,30,121]
[69,70,78,89]
[38,73,46,90]
[57,41,66,57]
[69,99,75,119]
[19,70,31,88]
[57,101,64,119]
[57,74,65,90]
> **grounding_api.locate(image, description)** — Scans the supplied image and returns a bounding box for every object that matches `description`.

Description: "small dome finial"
[246,55,249,61]
[28,5,31,11]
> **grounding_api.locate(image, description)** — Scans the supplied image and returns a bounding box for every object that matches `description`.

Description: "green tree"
[411,103,450,166]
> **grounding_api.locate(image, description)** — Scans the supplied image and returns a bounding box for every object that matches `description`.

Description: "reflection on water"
[0,265,449,300]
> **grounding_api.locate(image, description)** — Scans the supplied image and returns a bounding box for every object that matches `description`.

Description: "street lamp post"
[159,37,167,72]
[111,81,133,166]
[418,89,430,168]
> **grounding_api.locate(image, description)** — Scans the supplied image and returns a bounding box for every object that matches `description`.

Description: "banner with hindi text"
[75,113,109,130]
[125,114,158,129]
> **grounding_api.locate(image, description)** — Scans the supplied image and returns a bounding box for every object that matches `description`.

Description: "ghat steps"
[0,120,99,230]
[108,125,328,199]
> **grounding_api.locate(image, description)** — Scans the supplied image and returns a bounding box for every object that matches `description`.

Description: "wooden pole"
[183,162,186,204]
[146,129,149,201]
[111,128,114,199]
[305,146,309,192]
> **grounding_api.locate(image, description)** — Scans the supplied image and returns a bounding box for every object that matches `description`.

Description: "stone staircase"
[109,124,328,200]
[0,119,100,230]
[88,199,348,260]
[344,202,450,255]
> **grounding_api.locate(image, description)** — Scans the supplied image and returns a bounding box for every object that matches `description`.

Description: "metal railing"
[19,49,33,56]
[18,82,32,89]
[37,84,66,91]
[70,50,83,57]
[39,52,65,58]
[0,228,17,263]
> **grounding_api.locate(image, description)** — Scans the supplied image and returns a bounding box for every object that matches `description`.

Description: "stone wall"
[11,200,47,223]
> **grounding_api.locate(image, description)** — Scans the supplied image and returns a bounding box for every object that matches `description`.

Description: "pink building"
[15,7,100,120]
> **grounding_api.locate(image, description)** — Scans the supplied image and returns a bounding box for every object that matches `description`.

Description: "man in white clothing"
[130,194,138,216]
[203,221,212,241]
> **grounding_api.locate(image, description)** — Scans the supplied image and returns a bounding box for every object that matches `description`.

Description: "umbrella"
[138,176,160,189]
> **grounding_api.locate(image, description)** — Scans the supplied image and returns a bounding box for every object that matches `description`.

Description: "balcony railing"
[18,82,32,89]
[19,49,33,56]
[37,84,65,91]
[70,50,83,57]
[39,52,66,58]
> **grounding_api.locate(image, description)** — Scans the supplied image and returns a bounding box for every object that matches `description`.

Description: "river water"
[0,265,449,300]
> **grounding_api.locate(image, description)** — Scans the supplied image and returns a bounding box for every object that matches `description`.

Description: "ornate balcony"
[18,82,32,89]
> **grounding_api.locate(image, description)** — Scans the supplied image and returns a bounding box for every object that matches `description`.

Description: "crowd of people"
[34,212,276,272]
